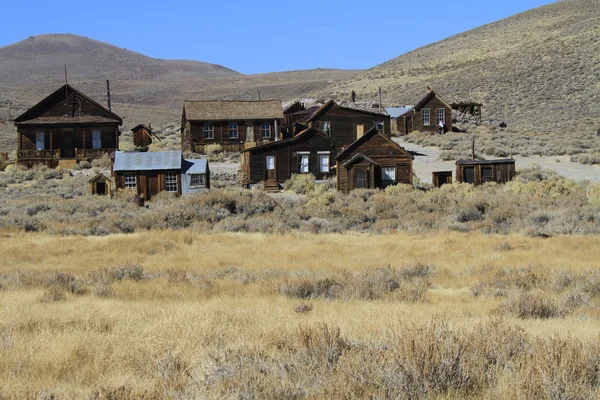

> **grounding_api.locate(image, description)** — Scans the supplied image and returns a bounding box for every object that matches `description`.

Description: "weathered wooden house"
[14,84,122,168]
[181,100,285,154]
[282,101,321,136]
[297,100,391,146]
[455,159,515,186]
[241,127,339,191]
[131,124,160,151]
[113,150,209,200]
[336,127,413,193]
[395,88,452,135]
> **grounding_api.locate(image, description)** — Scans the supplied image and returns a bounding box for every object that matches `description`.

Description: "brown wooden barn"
[455,159,515,186]
[298,100,391,146]
[14,84,122,168]
[336,127,413,193]
[240,127,339,191]
[131,124,160,151]
[395,88,452,135]
[181,100,285,154]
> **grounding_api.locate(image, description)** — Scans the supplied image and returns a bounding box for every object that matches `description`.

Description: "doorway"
[62,132,74,157]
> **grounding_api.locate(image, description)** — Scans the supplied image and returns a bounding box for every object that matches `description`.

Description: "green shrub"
[284,173,316,194]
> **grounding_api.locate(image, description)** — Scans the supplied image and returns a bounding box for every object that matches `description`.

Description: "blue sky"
[0,0,557,74]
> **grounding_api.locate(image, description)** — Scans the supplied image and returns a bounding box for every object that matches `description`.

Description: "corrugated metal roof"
[114,150,182,171]
[385,107,413,118]
[182,159,208,174]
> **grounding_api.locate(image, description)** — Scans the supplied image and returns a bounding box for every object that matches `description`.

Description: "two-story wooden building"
[297,100,391,146]
[241,127,339,191]
[14,84,122,168]
[336,127,413,193]
[181,100,285,154]
[395,88,452,135]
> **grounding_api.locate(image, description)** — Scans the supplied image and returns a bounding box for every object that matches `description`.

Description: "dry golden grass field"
[2,231,600,398]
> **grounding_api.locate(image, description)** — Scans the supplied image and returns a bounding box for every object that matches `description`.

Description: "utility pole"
[106,80,112,111]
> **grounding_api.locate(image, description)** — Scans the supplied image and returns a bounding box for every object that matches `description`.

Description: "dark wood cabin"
[241,127,339,191]
[299,100,391,146]
[131,124,160,151]
[282,101,321,136]
[181,100,285,154]
[432,171,453,188]
[14,84,122,168]
[89,173,112,197]
[455,159,515,186]
[396,88,452,135]
[336,127,413,193]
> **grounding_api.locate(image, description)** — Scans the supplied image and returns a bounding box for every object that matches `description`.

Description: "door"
[63,132,74,157]
[246,126,254,142]
[147,174,159,200]
[265,155,276,181]
[405,116,413,135]
[356,124,364,139]
[96,182,106,196]
[354,169,368,189]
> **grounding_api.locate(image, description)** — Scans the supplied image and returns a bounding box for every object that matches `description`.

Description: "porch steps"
[264,180,280,192]
[58,159,78,169]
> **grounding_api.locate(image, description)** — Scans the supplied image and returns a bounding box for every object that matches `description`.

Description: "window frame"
[422,109,431,126]
[319,154,330,173]
[261,122,271,139]
[265,155,275,171]
[35,131,45,151]
[228,122,239,139]
[165,172,178,193]
[355,169,367,189]
[464,167,475,184]
[322,121,331,136]
[381,167,396,183]
[482,167,493,183]
[204,123,214,140]
[299,153,309,173]
[190,173,206,187]
[124,173,136,189]
[375,120,385,131]
[92,130,102,149]
[437,109,445,125]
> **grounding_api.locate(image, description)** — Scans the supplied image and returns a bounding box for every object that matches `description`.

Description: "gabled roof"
[182,159,208,174]
[243,126,339,153]
[183,100,284,121]
[412,90,452,112]
[14,84,122,125]
[336,127,413,161]
[342,153,378,169]
[88,173,112,183]
[305,100,388,122]
[113,150,182,172]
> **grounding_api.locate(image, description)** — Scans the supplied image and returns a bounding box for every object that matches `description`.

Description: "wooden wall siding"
[133,128,152,148]
[115,170,182,199]
[336,132,413,193]
[242,130,338,185]
[397,96,452,135]
[455,162,515,186]
[183,119,283,153]
[308,104,391,146]
[432,171,453,187]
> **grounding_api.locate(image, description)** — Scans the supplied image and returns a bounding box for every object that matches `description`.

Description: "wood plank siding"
[396,90,452,135]
[455,159,516,186]
[336,128,413,193]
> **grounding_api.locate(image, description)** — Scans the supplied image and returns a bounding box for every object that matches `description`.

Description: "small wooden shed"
[455,159,515,185]
[432,171,453,187]
[89,173,112,197]
[131,124,160,151]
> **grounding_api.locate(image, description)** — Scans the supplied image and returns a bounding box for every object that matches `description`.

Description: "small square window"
[381,167,396,182]
[375,121,385,131]
[124,173,136,188]
[228,122,239,139]
[165,172,178,192]
[190,174,205,187]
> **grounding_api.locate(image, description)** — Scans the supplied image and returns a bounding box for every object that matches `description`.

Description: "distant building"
[131,124,160,151]
[181,100,285,154]
[394,88,452,135]
[14,84,122,168]
[455,159,515,185]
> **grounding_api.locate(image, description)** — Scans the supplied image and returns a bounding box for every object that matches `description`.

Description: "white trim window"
[299,154,309,173]
[124,173,136,188]
[92,130,102,149]
[422,109,431,126]
[381,167,396,183]
[319,154,330,173]
[165,172,178,192]
[261,122,271,138]
[322,121,331,136]
[190,174,205,187]
[204,123,214,139]
[35,132,45,150]
[437,109,445,125]
[228,122,239,139]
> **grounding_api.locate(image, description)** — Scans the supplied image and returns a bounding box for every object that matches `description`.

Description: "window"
[204,123,214,139]
[165,172,178,192]
[355,169,367,189]
[482,167,493,183]
[124,173,136,188]
[375,120,385,131]
[190,174,205,187]
[319,154,330,173]
[92,130,102,149]
[228,122,239,139]
[35,132,45,150]
[266,155,275,170]
[464,167,475,184]
[437,109,445,125]
[381,167,396,183]
[422,109,431,126]
[299,154,309,173]
[322,121,331,136]
[261,122,271,138]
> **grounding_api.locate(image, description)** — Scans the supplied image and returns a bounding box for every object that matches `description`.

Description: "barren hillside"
[316,0,600,134]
